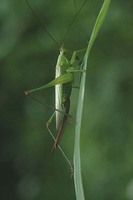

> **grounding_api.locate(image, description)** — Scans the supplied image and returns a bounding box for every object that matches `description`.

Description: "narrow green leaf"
[73,1,111,200]
[85,0,111,64]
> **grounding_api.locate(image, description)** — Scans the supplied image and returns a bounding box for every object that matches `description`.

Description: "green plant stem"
[73,0,111,200]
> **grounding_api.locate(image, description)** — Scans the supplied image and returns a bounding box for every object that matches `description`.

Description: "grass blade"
[73,1,111,200]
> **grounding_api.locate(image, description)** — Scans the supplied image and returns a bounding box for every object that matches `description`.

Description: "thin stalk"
[73,1,111,200]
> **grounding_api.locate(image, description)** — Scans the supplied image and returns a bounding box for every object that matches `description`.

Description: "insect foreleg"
[67,49,86,73]
[70,49,86,64]
[66,68,86,73]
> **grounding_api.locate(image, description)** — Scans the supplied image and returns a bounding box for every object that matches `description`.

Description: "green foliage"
[0,0,133,200]
[74,1,110,199]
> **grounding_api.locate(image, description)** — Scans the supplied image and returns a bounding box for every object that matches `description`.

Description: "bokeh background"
[0,0,133,199]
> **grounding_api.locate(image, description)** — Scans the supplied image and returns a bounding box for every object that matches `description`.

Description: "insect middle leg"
[46,111,73,173]
[46,111,55,129]
[46,110,72,146]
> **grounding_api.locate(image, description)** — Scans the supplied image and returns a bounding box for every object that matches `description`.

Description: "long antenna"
[62,0,88,45]
[26,0,60,48]
[74,0,81,47]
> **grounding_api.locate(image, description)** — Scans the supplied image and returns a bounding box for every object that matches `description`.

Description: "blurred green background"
[0,0,133,199]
